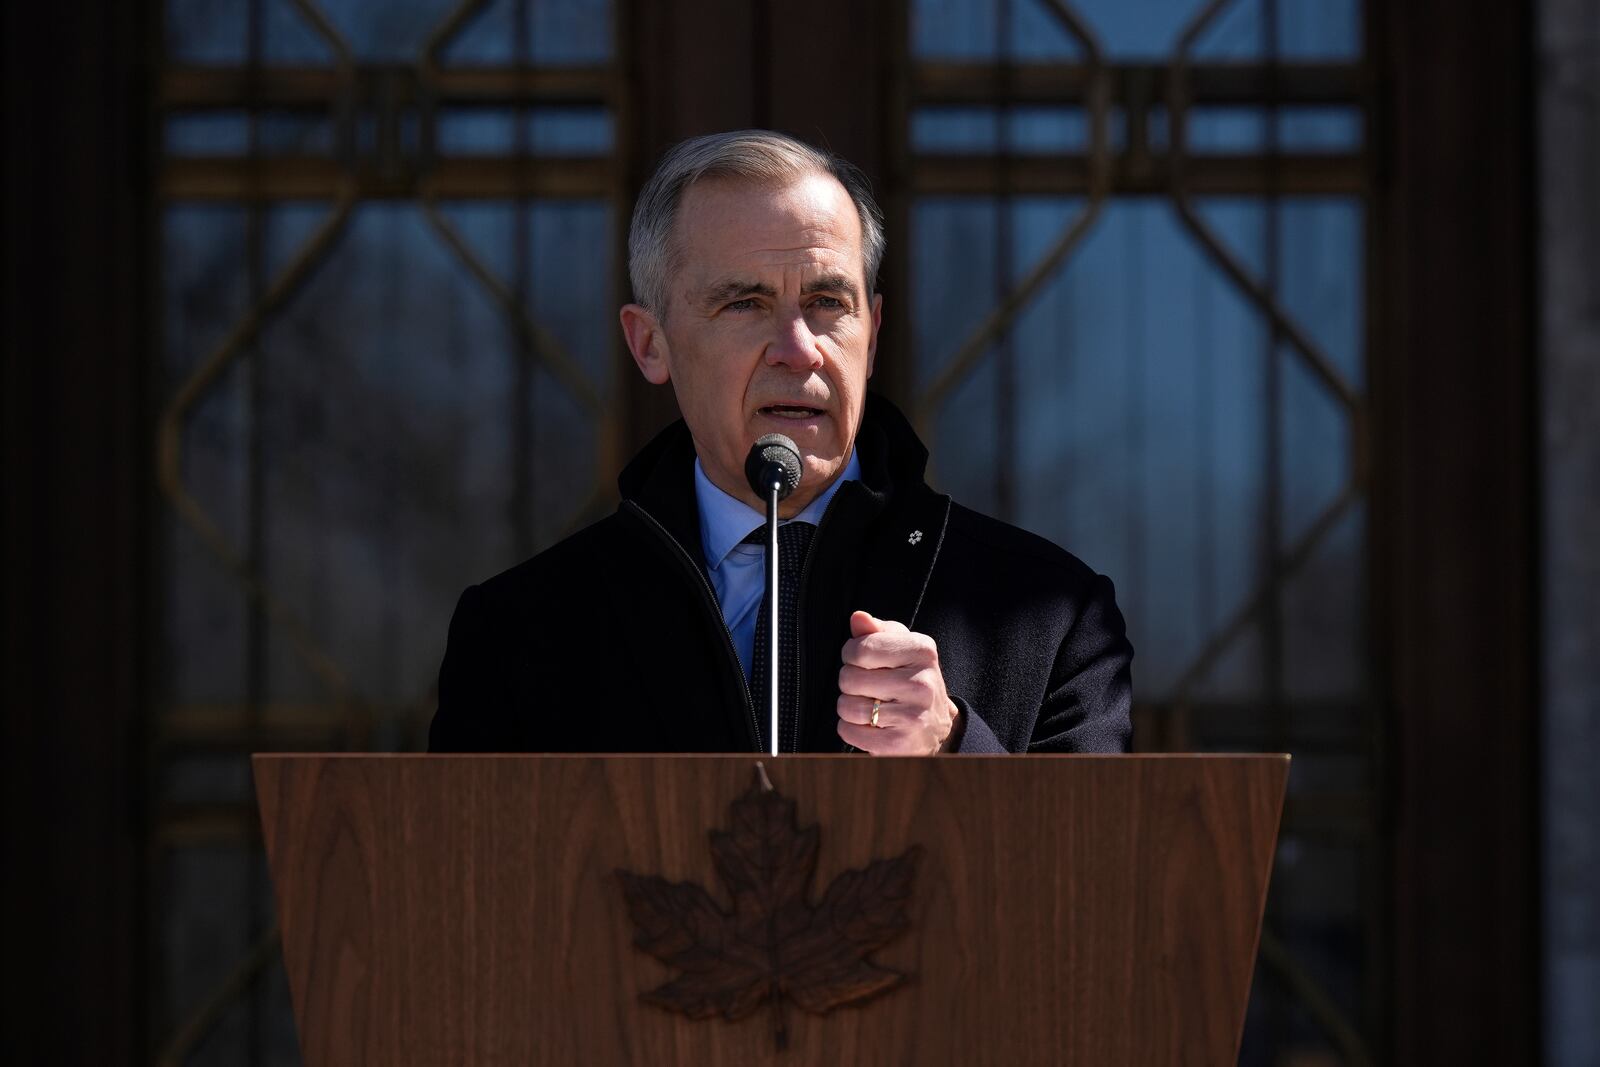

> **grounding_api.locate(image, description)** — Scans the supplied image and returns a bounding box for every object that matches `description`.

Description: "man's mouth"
[758,405,826,420]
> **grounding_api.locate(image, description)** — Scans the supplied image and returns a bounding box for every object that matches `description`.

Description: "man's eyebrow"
[800,272,860,298]
[700,279,777,307]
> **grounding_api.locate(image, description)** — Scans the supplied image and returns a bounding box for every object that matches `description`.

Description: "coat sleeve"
[1029,572,1133,752]
[946,572,1133,754]
[427,584,507,753]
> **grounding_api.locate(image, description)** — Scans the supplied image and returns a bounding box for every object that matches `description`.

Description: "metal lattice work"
[153,0,622,1061]
[903,0,1376,1062]
[153,0,1378,1062]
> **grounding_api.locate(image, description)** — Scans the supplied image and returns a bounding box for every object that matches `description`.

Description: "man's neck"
[702,451,858,519]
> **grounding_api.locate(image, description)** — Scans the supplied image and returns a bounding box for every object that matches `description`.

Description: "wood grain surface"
[253,754,1287,1066]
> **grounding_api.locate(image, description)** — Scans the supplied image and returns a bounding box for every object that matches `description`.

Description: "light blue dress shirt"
[695,450,862,680]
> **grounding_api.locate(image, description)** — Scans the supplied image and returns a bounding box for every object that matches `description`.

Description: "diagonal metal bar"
[915,1,1112,432]
[156,189,359,705]
[1167,479,1356,706]
[285,0,355,70]
[417,0,612,541]
[1166,0,1360,416]
[1259,928,1376,1066]
[1170,197,1359,414]
[420,193,613,545]
[422,0,492,71]
[1034,0,1102,52]
[154,923,282,1067]
[419,193,603,414]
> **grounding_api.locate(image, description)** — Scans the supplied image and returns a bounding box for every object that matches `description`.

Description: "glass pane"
[167,0,616,65]
[912,0,1083,60]
[435,106,614,155]
[160,199,613,718]
[163,204,254,709]
[912,0,1361,61]
[1193,0,1363,61]
[314,0,473,62]
[1278,107,1364,152]
[263,0,338,63]
[165,0,246,64]
[1178,107,1364,153]
[911,193,1364,704]
[912,106,1127,154]
[166,112,336,156]
[441,0,613,65]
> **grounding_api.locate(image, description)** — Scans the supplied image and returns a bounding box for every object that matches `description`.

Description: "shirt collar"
[695,448,862,572]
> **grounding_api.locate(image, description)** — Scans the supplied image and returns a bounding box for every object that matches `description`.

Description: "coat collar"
[614,393,952,752]
[618,393,931,533]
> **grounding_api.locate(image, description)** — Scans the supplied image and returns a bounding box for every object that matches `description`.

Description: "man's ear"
[620,303,671,385]
[866,292,884,379]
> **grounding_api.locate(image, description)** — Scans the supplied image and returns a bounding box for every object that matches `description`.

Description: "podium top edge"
[250,752,1293,762]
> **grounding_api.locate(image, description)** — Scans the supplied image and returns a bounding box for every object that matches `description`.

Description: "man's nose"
[763,310,825,371]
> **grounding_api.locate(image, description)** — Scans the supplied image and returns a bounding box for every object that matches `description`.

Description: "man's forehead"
[672,173,851,247]
[674,173,861,268]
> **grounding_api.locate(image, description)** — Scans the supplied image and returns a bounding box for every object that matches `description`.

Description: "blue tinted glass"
[243,202,610,703]
[912,193,1363,700]
[1192,0,1264,60]
[1071,0,1223,58]
[912,0,1080,60]
[313,0,462,61]
[1185,108,1268,152]
[263,0,336,63]
[441,0,613,64]
[1279,107,1363,151]
[912,108,1003,152]
[162,205,252,705]
[1279,0,1361,59]
[435,107,614,155]
[1192,0,1362,61]
[1281,502,1365,700]
[166,0,246,63]
[912,107,1091,153]
[1009,108,1092,152]
[1183,107,1364,152]
[160,199,614,708]
[1277,198,1363,385]
[166,113,251,156]
[168,113,337,156]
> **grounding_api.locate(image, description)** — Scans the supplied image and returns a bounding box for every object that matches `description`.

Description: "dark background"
[3,0,1595,1064]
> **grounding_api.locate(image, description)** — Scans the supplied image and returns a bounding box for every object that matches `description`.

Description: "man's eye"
[725,298,758,311]
[812,296,845,310]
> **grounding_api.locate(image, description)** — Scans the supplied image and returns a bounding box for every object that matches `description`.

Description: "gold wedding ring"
[870,700,881,727]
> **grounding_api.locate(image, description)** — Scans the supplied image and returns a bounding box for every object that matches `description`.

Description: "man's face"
[621,172,882,515]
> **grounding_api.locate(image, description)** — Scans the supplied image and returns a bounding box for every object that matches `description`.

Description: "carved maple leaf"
[616,767,921,1048]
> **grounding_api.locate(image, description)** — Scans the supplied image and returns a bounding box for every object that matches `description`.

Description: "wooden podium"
[254,754,1287,1065]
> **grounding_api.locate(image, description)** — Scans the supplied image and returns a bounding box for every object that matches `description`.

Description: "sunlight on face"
[636,172,882,515]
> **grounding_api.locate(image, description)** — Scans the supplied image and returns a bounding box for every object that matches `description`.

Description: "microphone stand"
[763,476,780,757]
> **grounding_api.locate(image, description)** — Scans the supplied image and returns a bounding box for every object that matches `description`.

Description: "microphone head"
[745,434,803,501]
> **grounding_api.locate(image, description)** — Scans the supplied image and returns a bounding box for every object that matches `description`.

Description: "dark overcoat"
[427,395,1133,754]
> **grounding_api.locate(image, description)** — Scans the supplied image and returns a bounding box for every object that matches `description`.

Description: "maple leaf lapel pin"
[616,766,923,1050]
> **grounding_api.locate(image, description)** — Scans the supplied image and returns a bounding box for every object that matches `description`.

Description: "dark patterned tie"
[745,520,817,752]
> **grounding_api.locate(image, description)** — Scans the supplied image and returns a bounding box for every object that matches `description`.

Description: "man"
[428,130,1132,755]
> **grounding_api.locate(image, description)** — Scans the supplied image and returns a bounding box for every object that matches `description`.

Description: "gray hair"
[627,130,886,314]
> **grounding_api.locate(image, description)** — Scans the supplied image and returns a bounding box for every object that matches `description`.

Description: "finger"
[836,693,911,728]
[840,629,937,670]
[848,610,910,640]
[838,719,917,755]
[836,692,873,726]
[837,664,926,703]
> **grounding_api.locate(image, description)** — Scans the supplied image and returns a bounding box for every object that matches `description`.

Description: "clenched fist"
[836,610,959,755]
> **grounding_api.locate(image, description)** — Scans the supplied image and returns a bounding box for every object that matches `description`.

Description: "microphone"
[744,434,802,756]
[744,434,802,502]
